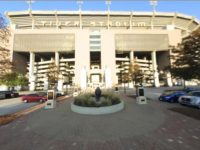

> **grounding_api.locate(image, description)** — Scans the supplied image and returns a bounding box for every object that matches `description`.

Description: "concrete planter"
[71,101,124,115]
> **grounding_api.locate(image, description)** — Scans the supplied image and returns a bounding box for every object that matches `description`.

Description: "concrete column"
[80,67,87,89]
[57,74,64,91]
[55,52,59,67]
[43,77,48,91]
[151,51,160,87]
[101,30,117,87]
[74,30,90,87]
[105,67,112,88]
[29,52,36,91]
[55,52,63,91]
[166,72,173,87]
[130,51,134,63]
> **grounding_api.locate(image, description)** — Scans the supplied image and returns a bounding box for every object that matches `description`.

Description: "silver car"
[178,91,200,109]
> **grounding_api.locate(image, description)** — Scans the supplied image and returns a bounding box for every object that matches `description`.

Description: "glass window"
[90,41,101,44]
[90,35,100,39]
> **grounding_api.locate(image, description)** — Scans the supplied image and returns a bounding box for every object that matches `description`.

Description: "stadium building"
[5,10,200,91]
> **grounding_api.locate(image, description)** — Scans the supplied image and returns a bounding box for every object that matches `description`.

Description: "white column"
[74,30,90,87]
[57,74,64,91]
[130,51,134,62]
[55,52,59,67]
[129,51,134,88]
[80,67,87,89]
[166,72,173,87]
[29,52,36,91]
[105,67,112,88]
[101,30,117,86]
[151,51,160,87]
[55,52,63,91]
[43,77,48,91]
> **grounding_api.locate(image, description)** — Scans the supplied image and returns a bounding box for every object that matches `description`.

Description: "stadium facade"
[5,10,200,91]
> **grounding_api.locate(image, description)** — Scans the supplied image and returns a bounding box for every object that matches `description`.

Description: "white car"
[178,91,200,109]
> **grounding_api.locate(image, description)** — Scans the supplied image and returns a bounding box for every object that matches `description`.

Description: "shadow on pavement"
[169,107,200,120]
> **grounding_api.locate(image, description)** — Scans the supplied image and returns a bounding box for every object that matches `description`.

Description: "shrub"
[74,92,121,107]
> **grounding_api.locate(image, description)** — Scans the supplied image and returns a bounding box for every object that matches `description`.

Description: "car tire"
[24,99,28,103]
[40,99,44,103]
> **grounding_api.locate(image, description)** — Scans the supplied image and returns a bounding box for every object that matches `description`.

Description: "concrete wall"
[12,52,27,74]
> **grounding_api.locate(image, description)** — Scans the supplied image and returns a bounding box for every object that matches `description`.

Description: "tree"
[47,62,60,88]
[0,14,28,90]
[129,62,144,86]
[0,14,13,80]
[0,72,28,89]
[170,29,200,87]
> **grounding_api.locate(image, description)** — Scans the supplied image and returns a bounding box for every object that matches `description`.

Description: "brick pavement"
[0,94,199,150]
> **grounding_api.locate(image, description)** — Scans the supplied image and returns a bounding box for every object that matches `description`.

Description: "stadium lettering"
[40,21,146,27]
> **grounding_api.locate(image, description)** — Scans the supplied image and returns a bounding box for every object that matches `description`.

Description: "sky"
[0,0,200,20]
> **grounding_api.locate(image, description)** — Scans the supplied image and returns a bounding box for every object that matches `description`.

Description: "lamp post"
[27,0,34,11]
[77,0,83,12]
[105,0,111,12]
[150,0,158,12]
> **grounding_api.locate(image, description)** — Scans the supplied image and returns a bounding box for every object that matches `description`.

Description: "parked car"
[159,91,186,103]
[178,91,200,109]
[21,93,47,103]
[0,90,19,99]
[182,87,195,93]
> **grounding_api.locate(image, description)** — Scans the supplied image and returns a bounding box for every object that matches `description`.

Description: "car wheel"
[40,99,44,103]
[24,99,28,103]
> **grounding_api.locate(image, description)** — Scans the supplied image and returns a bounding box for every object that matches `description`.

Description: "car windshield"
[37,92,47,96]
[28,94,38,97]
[188,92,200,97]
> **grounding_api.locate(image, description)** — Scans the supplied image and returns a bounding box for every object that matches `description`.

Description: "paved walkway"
[0,94,200,150]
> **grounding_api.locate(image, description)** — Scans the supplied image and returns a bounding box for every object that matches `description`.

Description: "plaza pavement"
[0,92,200,150]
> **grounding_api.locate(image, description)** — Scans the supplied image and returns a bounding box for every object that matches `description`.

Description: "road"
[0,93,39,116]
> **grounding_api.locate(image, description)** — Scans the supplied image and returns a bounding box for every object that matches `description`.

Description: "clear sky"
[0,0,200,20]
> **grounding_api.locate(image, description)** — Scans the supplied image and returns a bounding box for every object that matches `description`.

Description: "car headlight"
[193,97,200,103]
[178,97,182,102]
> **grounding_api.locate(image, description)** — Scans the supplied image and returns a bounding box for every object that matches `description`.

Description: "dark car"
[159,91,187,103]
[21,93,47,103]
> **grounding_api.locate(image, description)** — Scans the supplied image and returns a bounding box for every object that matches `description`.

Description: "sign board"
[45,90,56,109]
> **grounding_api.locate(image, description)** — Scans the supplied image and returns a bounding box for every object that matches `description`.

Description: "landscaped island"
[71,91,124,115]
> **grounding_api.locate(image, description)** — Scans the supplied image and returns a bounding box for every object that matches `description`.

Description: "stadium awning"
[115,34,169,51]
[13,34,75,52]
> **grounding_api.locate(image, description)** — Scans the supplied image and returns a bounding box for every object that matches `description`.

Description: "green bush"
[74,92,121,107]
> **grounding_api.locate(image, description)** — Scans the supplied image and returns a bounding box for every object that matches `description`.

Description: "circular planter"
[71,100,125,115]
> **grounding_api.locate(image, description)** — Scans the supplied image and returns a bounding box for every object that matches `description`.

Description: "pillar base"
[29,82,35,91]
[154,72,160,87]
[167,72,173,87]
[57,80,64,91]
